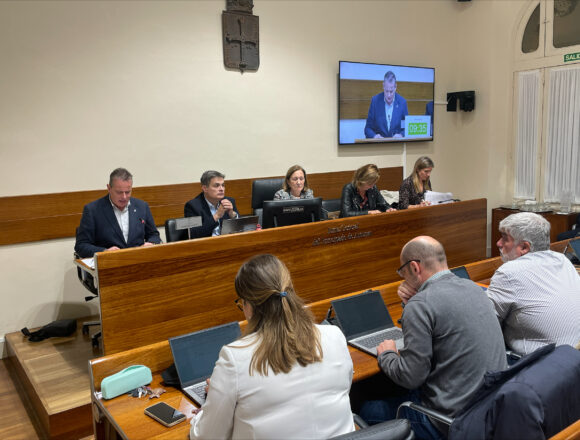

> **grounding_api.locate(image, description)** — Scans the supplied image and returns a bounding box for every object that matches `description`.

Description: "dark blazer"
[364,92,409,138]
[75,195,161,258]
[339,183,391,218]
[184,193,238,239]
[449,344,580,440]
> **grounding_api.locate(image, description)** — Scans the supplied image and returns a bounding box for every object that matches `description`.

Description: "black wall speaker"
[447,91,475,112]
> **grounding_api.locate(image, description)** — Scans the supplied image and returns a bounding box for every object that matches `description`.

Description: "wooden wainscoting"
[0,167,403,246]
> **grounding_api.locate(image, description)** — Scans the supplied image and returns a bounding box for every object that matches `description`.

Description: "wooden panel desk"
[87,257,503,440]
[89,342,380,440]
[93,199,487,354]
[88,245,577,440]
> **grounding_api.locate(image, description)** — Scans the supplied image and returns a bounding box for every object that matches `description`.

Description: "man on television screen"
[364,71,409,139]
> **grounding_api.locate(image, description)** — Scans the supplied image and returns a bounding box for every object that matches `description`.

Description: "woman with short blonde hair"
[340,164,395,217]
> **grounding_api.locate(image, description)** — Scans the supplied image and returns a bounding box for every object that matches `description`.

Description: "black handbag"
[21,319,77,342]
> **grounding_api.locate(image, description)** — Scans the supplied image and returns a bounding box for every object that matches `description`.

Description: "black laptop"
[450,266,470,279]
[169,322,241,405]
[331,290,404,356]
[220,215,260,235]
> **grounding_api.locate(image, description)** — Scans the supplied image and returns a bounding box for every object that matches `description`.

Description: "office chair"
[557,213,580,241]
[251,178,284,224]
[74,250,101,348]
[164,218,189,243]
[396,344,580,440]
[328,415,414,440]
[322,198,341,220]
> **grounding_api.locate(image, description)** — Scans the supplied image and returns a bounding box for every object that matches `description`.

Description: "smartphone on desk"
[144,402,186,427]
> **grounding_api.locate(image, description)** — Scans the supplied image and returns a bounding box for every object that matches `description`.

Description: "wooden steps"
[5,317,100,439]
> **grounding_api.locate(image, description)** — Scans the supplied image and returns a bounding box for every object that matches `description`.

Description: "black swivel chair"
[165,218,189,243]
[396,344,580,440]
[329,415,414,440]
[251,178,284,224]
[557,213,580,241]
[322,198,342,220]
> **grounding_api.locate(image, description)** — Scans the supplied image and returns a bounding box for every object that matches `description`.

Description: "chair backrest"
[164,218,189,243]
[322,198,341,213]
[449,344,580,440]
[251,178,284,211]
[329,419,414,440]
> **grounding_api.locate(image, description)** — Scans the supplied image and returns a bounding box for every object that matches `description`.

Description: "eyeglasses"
[397,259,420,277]
[234,298,244,311]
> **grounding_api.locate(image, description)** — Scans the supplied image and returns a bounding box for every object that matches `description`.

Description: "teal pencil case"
[100,365,152,400]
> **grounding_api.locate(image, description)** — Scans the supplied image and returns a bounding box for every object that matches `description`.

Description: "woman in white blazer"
[190,254,355,440]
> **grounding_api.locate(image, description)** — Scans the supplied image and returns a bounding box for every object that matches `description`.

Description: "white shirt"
[204,199,221,236]
[110,198,130,243]
[384,101,393,131]
[487,250,580,355]
[190,325,354,440]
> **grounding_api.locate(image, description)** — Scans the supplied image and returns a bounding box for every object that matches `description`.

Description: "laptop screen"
[450,266,471,280]
[169,322,241,387]
[569,238,580,258]
[221,216,259,235]
[332,290,394,339]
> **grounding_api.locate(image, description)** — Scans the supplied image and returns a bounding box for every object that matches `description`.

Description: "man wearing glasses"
[359,236,506,440]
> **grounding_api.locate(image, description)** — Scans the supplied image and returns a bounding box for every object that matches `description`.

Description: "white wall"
[0,0,530,353]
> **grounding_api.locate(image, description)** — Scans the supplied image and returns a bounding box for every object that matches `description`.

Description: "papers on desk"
[82,258,95,269]
[425,191,454,205]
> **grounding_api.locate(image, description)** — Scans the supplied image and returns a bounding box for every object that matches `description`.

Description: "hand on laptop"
[377,339,398,356]
[398,281,418,304]
[205,378,211,395]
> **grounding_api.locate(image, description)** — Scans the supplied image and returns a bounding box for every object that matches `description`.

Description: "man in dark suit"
[184,170,238,238]
[364,71,409,139]
[75,168,161,258]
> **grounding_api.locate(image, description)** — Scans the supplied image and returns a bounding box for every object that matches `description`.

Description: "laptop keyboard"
[356,328,403,349]
[186,381,207,403]
[192,382,206,397]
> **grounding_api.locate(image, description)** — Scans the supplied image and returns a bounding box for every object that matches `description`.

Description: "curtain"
[514,70,540,199]
[544,65,580,203]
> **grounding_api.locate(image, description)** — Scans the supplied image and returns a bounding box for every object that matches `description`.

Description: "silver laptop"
[332,290,404,356]
[221,215,260,235]
[169,322,241,405]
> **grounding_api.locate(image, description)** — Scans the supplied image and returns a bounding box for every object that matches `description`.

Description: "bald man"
[360,236,507,440]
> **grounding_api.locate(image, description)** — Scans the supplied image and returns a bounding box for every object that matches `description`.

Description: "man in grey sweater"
[360,236,507,440]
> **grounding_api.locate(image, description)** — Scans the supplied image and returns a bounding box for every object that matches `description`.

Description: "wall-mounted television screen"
[339,61,435,145]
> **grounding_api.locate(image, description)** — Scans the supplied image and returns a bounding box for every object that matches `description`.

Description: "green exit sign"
[408,122,428,136]
[564,52,580,62]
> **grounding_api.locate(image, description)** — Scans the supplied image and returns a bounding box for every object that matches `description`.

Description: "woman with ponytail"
[190,254,354,440]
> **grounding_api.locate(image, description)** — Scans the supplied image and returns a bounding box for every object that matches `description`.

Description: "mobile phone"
[144,402,186,427]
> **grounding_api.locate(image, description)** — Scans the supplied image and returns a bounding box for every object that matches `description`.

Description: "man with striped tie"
[487,212,580,356]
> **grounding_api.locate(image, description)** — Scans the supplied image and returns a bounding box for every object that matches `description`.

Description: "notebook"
[331,290,404,356]
[221,215,260,235]
[169,322,241,405]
